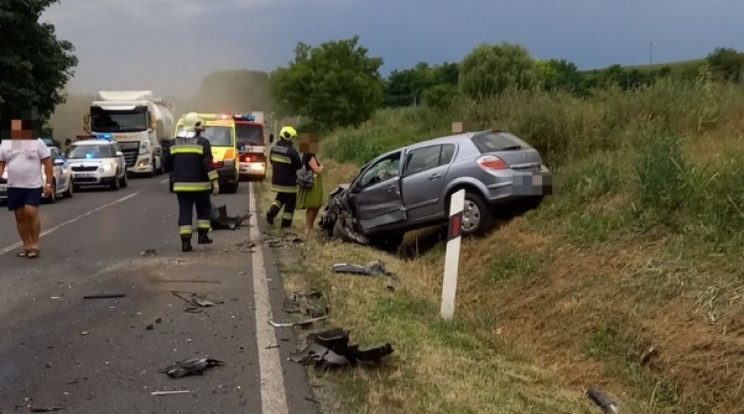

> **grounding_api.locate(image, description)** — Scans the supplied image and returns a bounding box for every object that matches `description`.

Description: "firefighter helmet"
[279,126,297,141]
[182,112,204,132]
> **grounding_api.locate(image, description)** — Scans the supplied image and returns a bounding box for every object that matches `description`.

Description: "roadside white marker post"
[440,189,465,320]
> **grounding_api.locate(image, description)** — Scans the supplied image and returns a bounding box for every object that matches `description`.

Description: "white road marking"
[248,182,289,414]
[0,191,142,256]
[160,178,169,184]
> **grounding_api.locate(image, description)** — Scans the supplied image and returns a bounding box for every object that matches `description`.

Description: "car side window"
[439,144,456,166]
[359,152,401,188]
[404,145,443,177]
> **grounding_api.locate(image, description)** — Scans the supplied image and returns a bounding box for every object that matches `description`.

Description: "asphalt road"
[0,176,318,413]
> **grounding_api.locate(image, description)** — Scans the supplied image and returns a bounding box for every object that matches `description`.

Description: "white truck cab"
[84,90,175,177]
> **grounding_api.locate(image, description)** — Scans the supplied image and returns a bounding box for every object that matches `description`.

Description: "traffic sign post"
[440,189,465,320]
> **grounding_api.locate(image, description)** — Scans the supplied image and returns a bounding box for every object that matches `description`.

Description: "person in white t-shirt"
[0,137,54,258]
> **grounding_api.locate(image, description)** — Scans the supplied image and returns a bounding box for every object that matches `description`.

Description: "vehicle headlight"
[99,163,113,173]
[139,142,148,155]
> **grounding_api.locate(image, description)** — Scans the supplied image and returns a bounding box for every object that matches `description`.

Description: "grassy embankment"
[260,70,744,414]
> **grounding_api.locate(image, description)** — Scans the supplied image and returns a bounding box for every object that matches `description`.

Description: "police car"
[67,135,128,191]
[0,145,74,204]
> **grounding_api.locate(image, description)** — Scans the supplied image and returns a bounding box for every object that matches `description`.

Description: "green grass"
[276,69,744,413]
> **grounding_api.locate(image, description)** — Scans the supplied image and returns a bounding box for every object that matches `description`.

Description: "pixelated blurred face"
[11,119,33,139]
[299,134,319,154]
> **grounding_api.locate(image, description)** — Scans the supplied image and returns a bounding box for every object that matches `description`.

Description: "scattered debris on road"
[29,406,64,412]
[211,203,251,230]
[83,293,126,299]
[264,231,303,248]
[80,331,89,336]
[171,291,224,313]
[151,390,192,396]
[160,357,225,379]
[290,327,394,368]
[331,260,399,281]
[283,289,328,318]
[269,316,327,328]
[586,387,619,413]
[140,249,157,257]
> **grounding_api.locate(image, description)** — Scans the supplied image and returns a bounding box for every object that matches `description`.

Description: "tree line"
[271,38,744,131]
[4,1,743,138]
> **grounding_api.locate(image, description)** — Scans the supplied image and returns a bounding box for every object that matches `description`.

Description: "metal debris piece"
[140,249,157,257]
[283,290,328,318]
[83,293,126,299]
[211,203,251,230]
[30,407,63,412]
[159,357,225,379]
[290,328,394,368]
[331,260,399,280]
[151,390,191,396]
[586,387,619,413]
[171,291,223,313]
[269,316,327,328]
[640,346,658,366]
[264,231,303,248]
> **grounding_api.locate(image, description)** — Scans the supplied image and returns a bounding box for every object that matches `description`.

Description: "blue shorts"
[7,187,43,211]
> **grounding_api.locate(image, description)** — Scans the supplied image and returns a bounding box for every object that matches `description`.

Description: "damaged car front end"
[319,184,370,245]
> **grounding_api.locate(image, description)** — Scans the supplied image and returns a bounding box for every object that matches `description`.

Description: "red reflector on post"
[476,155,508,170]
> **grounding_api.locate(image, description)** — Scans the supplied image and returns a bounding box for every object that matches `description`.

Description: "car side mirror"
[53,158,64,166]
[116,151,124,157]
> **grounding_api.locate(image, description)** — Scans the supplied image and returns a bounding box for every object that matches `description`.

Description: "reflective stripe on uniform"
[281,212,293,220]
[270,154,291,164]
[271,200,283,208]
[197,220,211,230]
[179,226,192,235]
[271,184,297,193]
[208,170,219,180]
[173,182,212,192]
[170,144,204,155]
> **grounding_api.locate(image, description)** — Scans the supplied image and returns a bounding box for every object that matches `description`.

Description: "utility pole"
[649,41,653,66]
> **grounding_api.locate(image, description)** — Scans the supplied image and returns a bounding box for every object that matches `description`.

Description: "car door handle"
[429,173,442,180]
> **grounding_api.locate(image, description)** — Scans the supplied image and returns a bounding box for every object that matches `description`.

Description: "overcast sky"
[42,0,744,98]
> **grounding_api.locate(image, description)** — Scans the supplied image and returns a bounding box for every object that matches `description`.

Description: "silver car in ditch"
[319,129,552,249]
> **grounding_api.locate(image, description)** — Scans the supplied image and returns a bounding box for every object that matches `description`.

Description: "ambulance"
[234,112,267,181]
[171,113,240,193]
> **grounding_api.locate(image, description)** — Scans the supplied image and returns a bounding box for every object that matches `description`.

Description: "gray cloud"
[43,0,744,99]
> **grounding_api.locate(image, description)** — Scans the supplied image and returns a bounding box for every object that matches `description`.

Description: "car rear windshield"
[471,131,528,153]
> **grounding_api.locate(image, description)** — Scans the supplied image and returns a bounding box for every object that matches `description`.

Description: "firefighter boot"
[266,200,282,226]
[181,238,193,252]
[197,231,213,245]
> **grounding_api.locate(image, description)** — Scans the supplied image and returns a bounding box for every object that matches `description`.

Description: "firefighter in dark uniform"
[266,126,302,229]
[167,112,220,252]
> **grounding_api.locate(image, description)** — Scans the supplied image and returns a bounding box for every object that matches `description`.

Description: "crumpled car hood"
[318,184,369,245]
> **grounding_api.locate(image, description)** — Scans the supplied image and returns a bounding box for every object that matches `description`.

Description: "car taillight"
[476,155,508,170]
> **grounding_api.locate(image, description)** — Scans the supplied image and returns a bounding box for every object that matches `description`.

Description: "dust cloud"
[49,69,275,141]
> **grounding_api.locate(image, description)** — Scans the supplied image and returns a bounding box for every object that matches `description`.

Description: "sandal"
[17,249,29,257]
[27,248,39,259]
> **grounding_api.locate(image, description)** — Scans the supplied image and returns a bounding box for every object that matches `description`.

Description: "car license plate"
[76,173,94,178]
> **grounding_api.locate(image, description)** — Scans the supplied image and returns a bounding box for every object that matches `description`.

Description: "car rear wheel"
[461,191,493,237]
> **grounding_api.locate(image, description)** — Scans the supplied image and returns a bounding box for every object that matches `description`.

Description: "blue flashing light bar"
[94,133,114,141]
[234,114,256,122]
